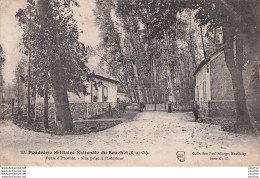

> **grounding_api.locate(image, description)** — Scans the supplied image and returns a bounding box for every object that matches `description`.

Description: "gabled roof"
[86,63,119,83]
[193,57,210,76]
[194,47,224,76]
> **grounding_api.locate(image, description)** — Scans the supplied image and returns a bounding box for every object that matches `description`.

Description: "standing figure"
[122,101,126,113]
[140,102,145,112]
[193,102,199,121]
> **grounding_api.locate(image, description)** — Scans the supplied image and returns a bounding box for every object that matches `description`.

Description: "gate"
[145,103,167,111]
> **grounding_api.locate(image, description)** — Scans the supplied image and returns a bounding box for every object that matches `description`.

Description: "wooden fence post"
[11,99,14,116]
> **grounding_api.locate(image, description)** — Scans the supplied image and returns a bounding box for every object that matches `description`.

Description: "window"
[83,85,87,95]
[219,33,223,44]
[92,83,98,102]
[103,86,108,102]
[203,81,207,101]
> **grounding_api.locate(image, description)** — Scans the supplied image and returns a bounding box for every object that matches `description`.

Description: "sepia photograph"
[0,0,259,166]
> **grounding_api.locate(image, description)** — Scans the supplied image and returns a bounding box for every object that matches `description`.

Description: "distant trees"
[95,0,260,132]
[0,45,5,73]
[16,0,88,131]
[94,0,128,95]
[0,45,5,103]
[14,58,27,107]
[95,0,201,105]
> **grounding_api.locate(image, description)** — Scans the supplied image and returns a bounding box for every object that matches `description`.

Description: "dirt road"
[0,112,259,166]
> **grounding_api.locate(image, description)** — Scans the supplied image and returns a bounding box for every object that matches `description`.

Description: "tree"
[16,0,88,131]
[96,0,199,105]
[192,0,260,131]
[14,58,27,107]
[115,0,183,104]
[0,45,5,71]
[95,0,140,103]
[115,0,146,103]
[0,45,5,104]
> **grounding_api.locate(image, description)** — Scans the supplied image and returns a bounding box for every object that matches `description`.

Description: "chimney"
[215,27,223,51]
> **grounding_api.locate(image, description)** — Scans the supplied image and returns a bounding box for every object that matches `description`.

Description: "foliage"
[191,0,260,131]
[94,0,204,105]
[15,0,89,130]
[13,58,27,105]
[0,45,5,94]
[0,45,5,69]
[15,0,89,97]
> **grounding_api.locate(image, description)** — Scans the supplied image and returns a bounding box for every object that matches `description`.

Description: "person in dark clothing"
[193,102,199,121]
[168,103,172,113]
[140,102,145,112]
[122,101,126,113]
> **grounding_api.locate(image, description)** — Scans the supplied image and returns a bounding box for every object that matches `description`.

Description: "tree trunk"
[124,75,133,102]
[27,10,32,124]
[128,36,143,103]
[222,25,252,129]
[17,78,20,107]
[39,0,51,129]
[51,60,73,131]
[152,56,157,103]
[164,32,175,103]
[132,61,143,103]
[44,82,49,130]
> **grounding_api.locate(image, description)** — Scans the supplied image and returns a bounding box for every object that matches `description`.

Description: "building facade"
[84,64,118,107]
[194,49,258,116]
[36,64,119,120]
[37,64,118,106]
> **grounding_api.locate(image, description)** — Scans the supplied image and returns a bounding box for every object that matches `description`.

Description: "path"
[0,112,259,166]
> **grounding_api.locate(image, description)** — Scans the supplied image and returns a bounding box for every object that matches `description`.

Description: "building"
[37,64,119,106]
[36,64,119,120]
[194,49,259,116]
[84,64,119,107]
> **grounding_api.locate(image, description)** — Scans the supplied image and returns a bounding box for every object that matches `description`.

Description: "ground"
[0,111,259,166]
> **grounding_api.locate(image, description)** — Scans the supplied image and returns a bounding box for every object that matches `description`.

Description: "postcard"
[0,0,259,166]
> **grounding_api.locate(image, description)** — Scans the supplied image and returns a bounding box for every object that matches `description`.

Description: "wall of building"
[87,102,111,119]
[35,102,112,121]
[195,50,257,117]
[196,100,236,117]
[195,61,211,112]
[84,79,117,107]
[106,80,117,107]
[210,51,256,101]
[210,51,234,100]
[208,100,236,116]
[36,92,85,104]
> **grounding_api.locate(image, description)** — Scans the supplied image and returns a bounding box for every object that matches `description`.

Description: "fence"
[119,102,193,112]
[14,102,113,121]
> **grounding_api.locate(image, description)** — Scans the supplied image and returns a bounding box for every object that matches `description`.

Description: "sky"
[0,0,101,85]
